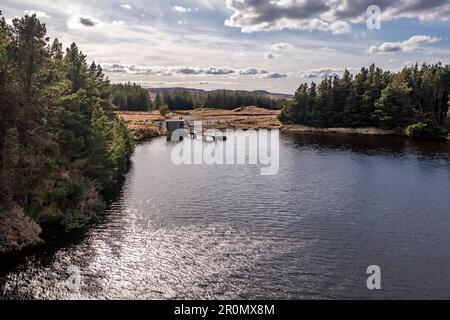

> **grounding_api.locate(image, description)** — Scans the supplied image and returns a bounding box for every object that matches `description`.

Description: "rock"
[0,207,43,253]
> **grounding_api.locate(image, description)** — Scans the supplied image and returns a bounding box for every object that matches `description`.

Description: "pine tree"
[374,78,415,128]
[9,15,49,99]
[0,13,135,237]
[280,63,449,132]
[316,78,334,127]
[0,13,11,87]
[343,88,359,127]
[154,93,162,110]
[65,43,88,93]
[332,70,352,125]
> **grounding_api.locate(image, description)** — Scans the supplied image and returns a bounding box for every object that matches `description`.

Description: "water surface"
[1,133,450,299]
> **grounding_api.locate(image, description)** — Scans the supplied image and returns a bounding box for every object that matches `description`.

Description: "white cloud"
[114,80,240,87]
[24,10,50,18]
[103,63,284,78]
[329,20,351,35]
[299,67,357,79]
[239,68,269,75]
[368,35,441,54]
[224,0,353,33]
[224,0,450,33]
[320,47,337,52]
[174,6,199,13]
[270,43,294,51]
[260,73,288,79]
[120,4,132,10]
[103,64,236,76]
[67,15,102,30]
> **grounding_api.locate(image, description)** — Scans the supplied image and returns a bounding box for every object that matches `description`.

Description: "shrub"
[406,123,448,141]
[0,207,43,253]
[159,105,170,117]
[278,110,290,124]
[60,210,92,231]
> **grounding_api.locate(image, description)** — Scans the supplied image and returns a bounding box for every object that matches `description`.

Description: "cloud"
[323,0,450,23]
[224,0,450,33]
[261,73,288,79]
[67,15,102,30]
[103,63,282,78]
[320,47,336,52]
[224,0,350,33]
[270,43,294,51]
[368,35,441,54]
[239,68,269,75]
[265,52,277,60]
[329,20,351,35]
[102,64,235,76]
[113,80,240,87]
[299,67,357,79]
[174,6,199,13]
[121,4,132,10]
[24,10,50,18]
[184,66,235,75]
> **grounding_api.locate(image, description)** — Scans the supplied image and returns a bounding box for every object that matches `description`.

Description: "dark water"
[1,133,450,299]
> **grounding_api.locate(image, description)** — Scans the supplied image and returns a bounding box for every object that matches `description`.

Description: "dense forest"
[0,14,135,252]
[154,90,283,111]
[280,64,450,140]
[111,83,152,111]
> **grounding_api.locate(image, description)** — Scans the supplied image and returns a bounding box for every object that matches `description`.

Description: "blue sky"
[1,0,449,93]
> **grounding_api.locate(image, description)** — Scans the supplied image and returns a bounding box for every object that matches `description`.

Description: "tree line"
[111,83,152,111]
[280,63,450,140]
[0,12,135,247]
[153,90,283,111]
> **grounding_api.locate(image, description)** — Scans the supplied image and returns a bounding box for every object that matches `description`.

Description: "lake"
[1,132,450,299]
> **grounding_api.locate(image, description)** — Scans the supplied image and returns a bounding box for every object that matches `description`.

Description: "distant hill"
[146,87,293,101]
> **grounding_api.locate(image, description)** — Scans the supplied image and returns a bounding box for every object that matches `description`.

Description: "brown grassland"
[117,107,282,140]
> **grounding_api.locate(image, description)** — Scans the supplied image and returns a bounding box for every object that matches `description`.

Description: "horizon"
[1,1,450,94]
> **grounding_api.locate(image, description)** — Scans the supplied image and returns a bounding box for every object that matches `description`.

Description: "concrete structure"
[165,119,186,132]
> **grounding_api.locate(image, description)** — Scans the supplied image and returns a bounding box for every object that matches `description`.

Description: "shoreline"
[117,109,450,142]
[280,125,403,137]
[281,125,450,141]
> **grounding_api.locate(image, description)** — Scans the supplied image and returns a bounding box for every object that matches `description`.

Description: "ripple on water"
[2,219,307,300]
[2,134,450,300]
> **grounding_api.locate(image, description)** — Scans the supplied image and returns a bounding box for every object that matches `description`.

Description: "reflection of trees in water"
[0,175,128,292]
[286,132,450,162]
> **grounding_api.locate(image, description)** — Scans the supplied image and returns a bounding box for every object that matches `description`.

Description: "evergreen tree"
[373,78,415,128]
[110,83,151,111]
[280,63,449,134]
[65,43,88,94]
[9,15,49,99]
[154,93,162,110]
[0,13,135,235]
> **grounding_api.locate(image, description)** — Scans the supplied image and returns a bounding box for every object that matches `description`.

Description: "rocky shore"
[280,125,404,136]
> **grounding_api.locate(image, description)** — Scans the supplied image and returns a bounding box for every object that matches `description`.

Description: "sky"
[1,0,450,94]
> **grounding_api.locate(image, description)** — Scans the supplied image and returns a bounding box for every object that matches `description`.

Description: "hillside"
[146,87,293,101]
